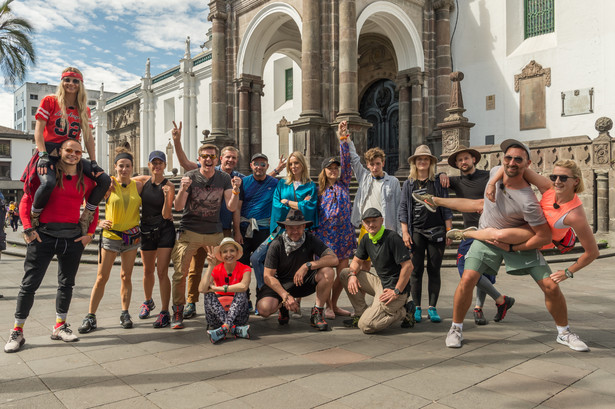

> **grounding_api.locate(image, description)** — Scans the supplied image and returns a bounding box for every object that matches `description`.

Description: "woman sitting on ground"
[415,160,599,282]
[199,238,251,344]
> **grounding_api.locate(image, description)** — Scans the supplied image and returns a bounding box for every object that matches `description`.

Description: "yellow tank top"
[103,178,142,240]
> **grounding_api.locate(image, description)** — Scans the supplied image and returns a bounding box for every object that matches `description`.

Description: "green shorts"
[464,240,551,282]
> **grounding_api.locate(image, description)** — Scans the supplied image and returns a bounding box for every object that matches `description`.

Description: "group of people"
[3,66,599,354]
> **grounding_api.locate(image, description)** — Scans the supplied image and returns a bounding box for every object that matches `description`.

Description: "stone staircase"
[4,175,613,266]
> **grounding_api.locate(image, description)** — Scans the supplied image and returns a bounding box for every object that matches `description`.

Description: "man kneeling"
[340,208,415,333]
[256,209,337,330]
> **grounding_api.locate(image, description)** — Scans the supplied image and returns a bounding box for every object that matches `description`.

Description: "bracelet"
[282,294,290,306]
[223,284,228,292]
[564,268,574,279]
[232,190,239,195]
[348,271,357,277]
[446,227,452,231]
[508,244,514,252]
[274,169,280,175]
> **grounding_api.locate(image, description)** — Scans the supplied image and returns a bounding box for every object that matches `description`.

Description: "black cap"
[148,150,166,163]
[362,207,383,220]
[251,153,268,162]
[321,156,341,170]
[500,139,531,159]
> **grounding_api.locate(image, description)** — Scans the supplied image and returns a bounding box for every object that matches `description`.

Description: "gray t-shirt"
[180,169,232,234]
[478,166,546,230]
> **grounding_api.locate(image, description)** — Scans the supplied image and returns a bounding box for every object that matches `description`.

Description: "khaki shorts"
[464,240,551,282]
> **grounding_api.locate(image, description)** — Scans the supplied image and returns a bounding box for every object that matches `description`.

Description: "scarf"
[368,225,385,244]
[281,231,306,255]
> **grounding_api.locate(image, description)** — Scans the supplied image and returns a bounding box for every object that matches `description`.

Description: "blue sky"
[1,0,211,126]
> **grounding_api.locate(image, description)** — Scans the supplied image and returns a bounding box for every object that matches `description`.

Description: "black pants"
[15,232,85,320]
[33,156,111,211]
[239,226,270,300]
[410,231,445,307]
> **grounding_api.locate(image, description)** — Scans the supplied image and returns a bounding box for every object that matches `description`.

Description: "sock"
[14,319,25,331]
[556,325,569,335]
[87,313,96,318]
[314,305,324,309]
[121,310,129,314]
[222,323,230,332]
[55,313,67,329]
[452,322,463,330]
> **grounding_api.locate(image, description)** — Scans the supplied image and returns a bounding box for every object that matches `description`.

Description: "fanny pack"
[109,226,142,245]
[553,228,576,254]
[417,225,446,243]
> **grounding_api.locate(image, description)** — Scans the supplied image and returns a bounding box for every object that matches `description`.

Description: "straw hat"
[447,145,481,168]
[408,145,437,165]
[213,237,243,262]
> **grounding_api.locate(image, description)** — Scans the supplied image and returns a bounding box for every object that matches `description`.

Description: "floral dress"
[315,140,357,259]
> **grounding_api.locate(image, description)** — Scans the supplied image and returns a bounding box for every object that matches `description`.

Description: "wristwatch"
[306,262,313,271]
[394,288,401,296]
[564,268,574,279]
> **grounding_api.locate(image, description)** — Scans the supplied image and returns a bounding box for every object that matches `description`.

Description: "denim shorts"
[102,237,140,253]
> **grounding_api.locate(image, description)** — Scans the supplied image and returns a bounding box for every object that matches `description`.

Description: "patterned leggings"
[203,291,249,328]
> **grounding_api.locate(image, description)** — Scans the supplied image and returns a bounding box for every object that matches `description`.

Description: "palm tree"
[0,0,35,85]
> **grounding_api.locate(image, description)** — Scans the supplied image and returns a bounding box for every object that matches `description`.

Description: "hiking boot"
[153,310,171,328]
[120,312,133,329]
[473,308,487,325]
[4,329,25,353]
[428,307,441,323]
[494,296,515,322]
[30,211,41,228]
[310,306,328,331]
[78,314,97,334]
[411,192,437,212]
[51,323,79,342]
[171,305,184,329]
[343,316,360,328]
[79,208,95,236]
[207,327,227,344]
[139,299,156,319]
[414,306,422,323]
[183,302,196,319]
[232,324,250,339]
[556,330,589,352]
[401,300,416,328]
[445,326,463,348]
[278,305,290,325]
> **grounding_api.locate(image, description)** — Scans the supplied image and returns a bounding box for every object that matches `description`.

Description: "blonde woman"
[398,145,452,323]
[23,67,110,235]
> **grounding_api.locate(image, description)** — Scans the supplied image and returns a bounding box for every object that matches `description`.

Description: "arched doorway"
[359,79,399,174]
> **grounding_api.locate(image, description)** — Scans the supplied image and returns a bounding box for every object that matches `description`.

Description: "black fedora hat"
[277,208,313,228]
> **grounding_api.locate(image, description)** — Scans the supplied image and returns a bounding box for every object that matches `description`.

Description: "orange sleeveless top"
[540,188,581,249]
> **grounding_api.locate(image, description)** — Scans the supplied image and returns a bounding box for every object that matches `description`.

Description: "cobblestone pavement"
[0,250,614,408]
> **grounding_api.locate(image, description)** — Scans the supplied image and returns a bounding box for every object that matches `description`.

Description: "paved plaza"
[0,244,614,408]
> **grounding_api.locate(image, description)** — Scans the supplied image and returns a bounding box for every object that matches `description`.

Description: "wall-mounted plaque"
[561,87,594,116]
[515,60,550,131]
[486,95,495,110]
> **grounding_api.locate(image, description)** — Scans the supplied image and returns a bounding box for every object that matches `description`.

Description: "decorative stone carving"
[514,60,551,92]
[592,117,613,168]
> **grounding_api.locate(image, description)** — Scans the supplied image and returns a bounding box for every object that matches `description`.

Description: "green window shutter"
[285,68,293,101]
[525,0,554,39]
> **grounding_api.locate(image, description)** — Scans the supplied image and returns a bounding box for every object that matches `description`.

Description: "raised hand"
[171,121,182,142]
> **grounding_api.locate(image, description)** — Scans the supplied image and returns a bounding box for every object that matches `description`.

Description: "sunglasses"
[549,174,573,183]
[63,148,82,155]
[62,78,80,84]
[252,162,267,167]
[503,155,524,164]
[200,154,217,160]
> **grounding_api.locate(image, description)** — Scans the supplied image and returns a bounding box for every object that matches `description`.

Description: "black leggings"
[410,231,445,307]
[33,156,111,211]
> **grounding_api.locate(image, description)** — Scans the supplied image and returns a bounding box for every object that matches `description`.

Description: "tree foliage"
[0,0,35,85]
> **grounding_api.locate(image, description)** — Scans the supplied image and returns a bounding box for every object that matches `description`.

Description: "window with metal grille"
[525,0,554,38]
[285,68,293,101]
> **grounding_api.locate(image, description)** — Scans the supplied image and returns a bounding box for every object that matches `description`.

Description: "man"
[238,153,279,290]
[415,145,514,325]
[5,139,98,353]
[340,208,415,333]
[348,138,401,235]
[445,139,588,352]
[256,209,337,331]
[170,143,242,329]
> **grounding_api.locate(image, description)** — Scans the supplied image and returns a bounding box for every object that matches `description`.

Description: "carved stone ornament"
[595,116,613,137]
[514,60,551,92]
[443,132,459,154]
[593,143,610,165]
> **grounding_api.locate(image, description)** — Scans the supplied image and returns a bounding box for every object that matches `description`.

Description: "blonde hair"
[56,139,85,192]
[285,151,310,185]
[317,169,329,195]
[553,159,584,193]
[409,157,436,181]
[220,146,239,156]
[198,143,219,156]
[56,67,91,145]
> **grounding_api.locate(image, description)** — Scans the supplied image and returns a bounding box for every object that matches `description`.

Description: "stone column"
[433,0,453,125]
[338,0,358,116]
[395,72,411,176]
[300,0,321,117]
[596,171,609,234]
[250,79,264,158]
[236,78,251,174]
[592,117,613,235]
[208,2,230,143]
[411,71,425,147]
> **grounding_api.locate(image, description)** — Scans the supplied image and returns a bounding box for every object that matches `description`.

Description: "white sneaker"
[51,323,79,342]
[445,326,463,348]
[4,329,25,353]
[556,330,589,352]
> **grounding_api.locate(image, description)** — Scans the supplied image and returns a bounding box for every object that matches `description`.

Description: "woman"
[315,121,356,319]
[79,148,143,333]
[250,151,318,319]
[442,161,599,279]
[8,201,19,232]
[132,151,175,328]
[398,145,452,323]
[198,238,251,344]
[23,67,110,234]
[5,139,98,353]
